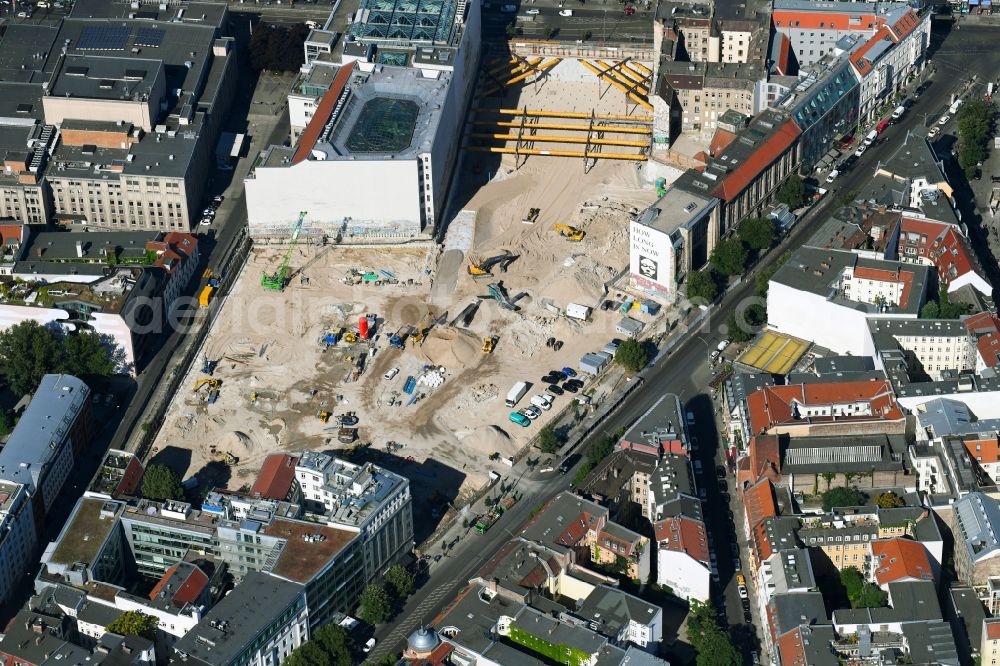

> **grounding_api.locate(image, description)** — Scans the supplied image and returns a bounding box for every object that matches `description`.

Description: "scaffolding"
[580,59,653,111]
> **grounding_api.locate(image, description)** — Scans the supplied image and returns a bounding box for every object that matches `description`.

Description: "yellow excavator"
[482,336,498,353]
[554,224,586,242]
[468,250,518,278]
[193,378,221,392]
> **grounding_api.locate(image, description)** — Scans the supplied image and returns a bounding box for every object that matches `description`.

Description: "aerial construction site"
[153,50,659,515]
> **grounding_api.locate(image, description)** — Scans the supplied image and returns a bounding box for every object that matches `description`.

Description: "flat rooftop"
[50,498,120,567]
[263,519,355,583]
[633,186,717,236]
[313,65,451,162]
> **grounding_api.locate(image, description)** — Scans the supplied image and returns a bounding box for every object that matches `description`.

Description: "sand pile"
[419,327,480,368]
[538,254,614,306]
[460,425,513,455]
[216,431,257,459]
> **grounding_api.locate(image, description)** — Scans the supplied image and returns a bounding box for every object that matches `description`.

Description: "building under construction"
[244,0,481,242]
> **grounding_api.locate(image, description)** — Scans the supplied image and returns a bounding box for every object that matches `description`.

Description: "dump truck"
[199,285,214,308]
[338,427,357,444]
[475,506,505,534]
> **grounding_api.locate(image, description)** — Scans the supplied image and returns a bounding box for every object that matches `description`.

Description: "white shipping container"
[566,303,591,321]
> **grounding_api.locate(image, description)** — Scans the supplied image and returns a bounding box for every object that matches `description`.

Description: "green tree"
[686,269,718,303]
[586,432,616,466]
[728,304,766,343]
[695,627,742,666]
[537,424,561,454]
[739,217,775,252]
[727,311,751,344]
[939,289,970,319]
[107,611,158,641]
[874,491,904,509]
[284,624,352,666]
[776,174,807,210]
[0,410,12,437]
[141,464,185,502]
[820,486,867,512]
[614,338,648,374]
[62,332,116,377]
[840,567,864,603]
[920,300,940,319]
[385,564,414,599]
[856,583,888,608]
[0,320,63,395]
[359,583,392,625]
[709,237,749,276]
[755,264,777,298]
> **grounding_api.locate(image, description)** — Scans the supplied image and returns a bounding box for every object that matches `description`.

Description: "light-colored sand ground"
[152,70,660,499]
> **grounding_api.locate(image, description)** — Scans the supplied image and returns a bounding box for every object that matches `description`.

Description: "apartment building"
[848,9,930,122]
[293,452,413,587]
[659,61,762,136]
[772,0,883,67]
[655,515,711,601]
[983,618,1000,666]
[0,0,238,229]
[965,312,1000,373]
[800,523,879,572]
[868,318,977,380]
[172,572,308,666]
[953,492,1000,586]
[0,374,93,526]
[767,247,929,357]
[0,483,38,608]
[43,455,412,630]
[894,216,991,296]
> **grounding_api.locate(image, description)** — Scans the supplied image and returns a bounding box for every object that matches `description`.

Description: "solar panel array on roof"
[77,25,131,51]
[135,27,165,47]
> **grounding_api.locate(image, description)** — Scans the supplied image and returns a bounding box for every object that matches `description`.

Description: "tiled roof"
[710,129,737,156]
[965,312,1000,368]
[849,27,893,78]
[886,8,922,43]
[746,381,903,435]
[871,538,934,586]
[148,563,209,608]
[250,453,299,501]
[749,434,782,483]
[898,217,980,288]
[292,64,354,165]
[710,119,801,201]
[655,515,710,565]
[986,617,1000,641]
[744,478,778,532]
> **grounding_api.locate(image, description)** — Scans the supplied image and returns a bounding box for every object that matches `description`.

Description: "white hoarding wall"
[246,159,423,239]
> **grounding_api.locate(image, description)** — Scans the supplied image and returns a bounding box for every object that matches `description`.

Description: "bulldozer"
[214,450,238,465]
[467,250,518,278]
[522,208,540,224]
[318,409,331,423]
[482,336,498,353]
[554,224,586,242]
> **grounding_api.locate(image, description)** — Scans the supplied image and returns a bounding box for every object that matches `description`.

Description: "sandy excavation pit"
[152,80,660,503]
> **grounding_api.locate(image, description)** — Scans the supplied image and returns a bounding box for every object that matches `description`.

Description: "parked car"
[364,638,376,653]
[561,367,577,378]
[547,384,564,395]
[928,126,941,138]
[854,145,867,157]
[561,381,578,393]
[525,7,539,13]
[558,8,573,15]
[623,5,635,14]
[509,412,531,427]
[521,406,541,420]
[825,169,839,183]
[938,114,950,125]
[384,367,399,380]
[738,585,749,599]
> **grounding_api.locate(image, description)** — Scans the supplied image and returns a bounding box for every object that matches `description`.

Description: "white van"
[531,394,553,411]
[949,98,963,114]
[825,169,840,183]
[863,130,878,146]
[891,105,906,120]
